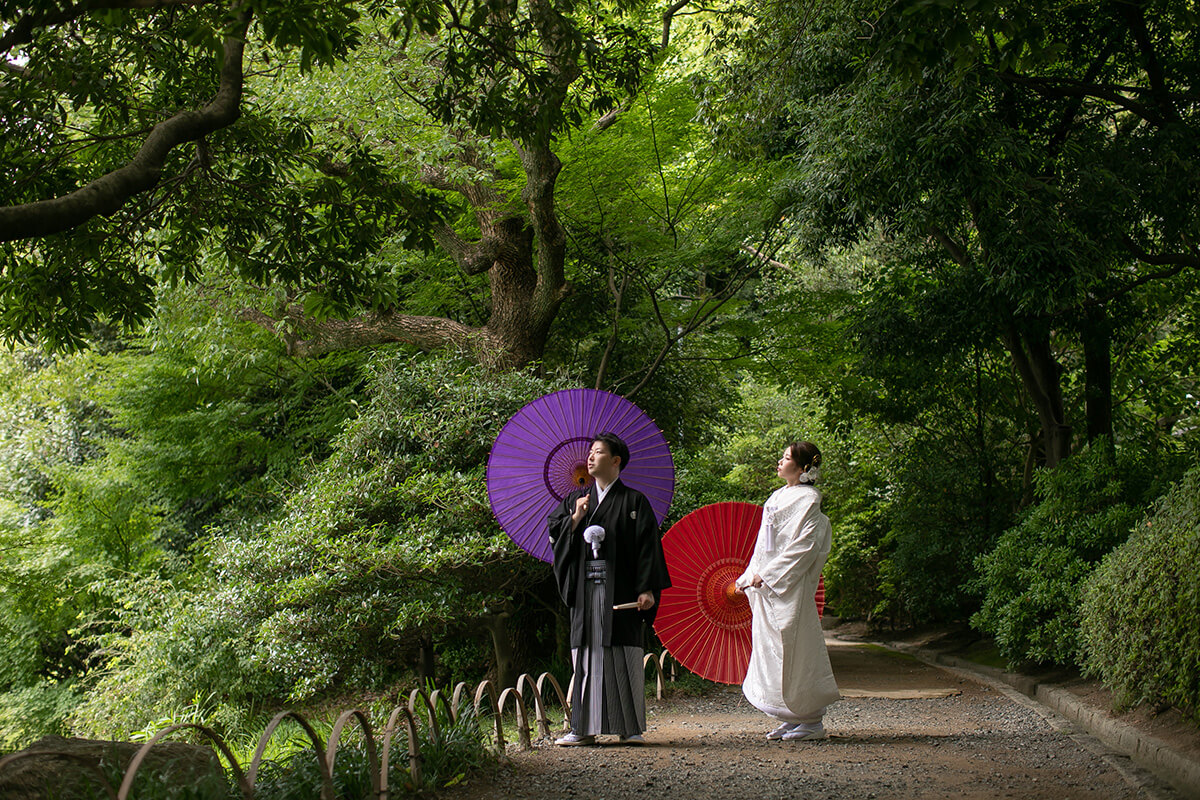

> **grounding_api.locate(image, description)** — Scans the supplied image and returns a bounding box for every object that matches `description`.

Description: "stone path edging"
[877,639,1200,799]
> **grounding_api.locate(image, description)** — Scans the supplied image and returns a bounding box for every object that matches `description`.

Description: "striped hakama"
[569,559,646,737]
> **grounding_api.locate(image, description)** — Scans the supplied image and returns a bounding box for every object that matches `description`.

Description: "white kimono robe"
[736,483,841,723]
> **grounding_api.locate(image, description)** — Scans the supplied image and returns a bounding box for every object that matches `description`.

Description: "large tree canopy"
[2,0,718,368]
[2,0,434,349]
[708,0,1200,467]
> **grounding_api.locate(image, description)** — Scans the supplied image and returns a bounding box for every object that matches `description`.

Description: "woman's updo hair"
[787,441,822,472]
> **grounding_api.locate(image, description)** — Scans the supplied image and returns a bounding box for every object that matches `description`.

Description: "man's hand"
[636,591,655,611]
[571,495,589,526]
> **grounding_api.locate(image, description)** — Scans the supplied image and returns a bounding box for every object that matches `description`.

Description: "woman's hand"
[748,574,764,589]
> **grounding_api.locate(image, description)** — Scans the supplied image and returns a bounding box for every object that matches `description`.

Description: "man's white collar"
[595,477,618,507]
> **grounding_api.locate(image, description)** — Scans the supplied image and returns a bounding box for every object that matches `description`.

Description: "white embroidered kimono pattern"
[736,484,841,723]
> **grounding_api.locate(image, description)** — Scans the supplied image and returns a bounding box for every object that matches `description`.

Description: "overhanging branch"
[238,304,494,359]
[0,9,250,242]
[594,0,689,133]
[0,0,212,55]
[998,72,1166,127]
[1074,240,1200,308]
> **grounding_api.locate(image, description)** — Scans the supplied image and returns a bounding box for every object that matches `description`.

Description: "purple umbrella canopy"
[487,389,675,562]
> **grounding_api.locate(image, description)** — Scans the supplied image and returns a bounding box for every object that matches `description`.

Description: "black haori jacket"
[548,478,672,649]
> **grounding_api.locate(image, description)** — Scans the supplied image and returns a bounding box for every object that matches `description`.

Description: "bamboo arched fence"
[0,653,680,799]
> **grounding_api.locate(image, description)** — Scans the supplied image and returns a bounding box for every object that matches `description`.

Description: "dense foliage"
[0,311,372,746]
[68,351,571,739]
[1081,466,1200,722]
[703,0,1200,630]
[971,442,1166,665]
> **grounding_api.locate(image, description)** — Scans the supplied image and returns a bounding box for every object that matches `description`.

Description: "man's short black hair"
[592,432,631,471]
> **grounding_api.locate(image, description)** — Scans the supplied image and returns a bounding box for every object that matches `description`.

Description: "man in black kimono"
[548,432,671,746]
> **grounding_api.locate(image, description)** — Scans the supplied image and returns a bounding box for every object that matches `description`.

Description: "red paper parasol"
[655,502,759,684]
[655,502,826,685]
[487,389,675,563]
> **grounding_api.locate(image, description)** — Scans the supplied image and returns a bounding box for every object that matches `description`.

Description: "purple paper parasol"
[487,389,675,562]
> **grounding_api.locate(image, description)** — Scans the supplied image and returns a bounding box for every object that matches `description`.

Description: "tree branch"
[1123,241,1200,271]
[0,9,250,242]
[594,244,628,390]
[1,60,32,80]
[238,305,498,361]
[1113,0,1181,125]
[741,244,791,271]
[623,260,755,399]
[416,145,526,277]
[430,220,517,277]
[998,71,1165,127]
[1001,324,1056,435]
[593,0,689,133]
[1043,24,1122,161]
[1074,240,1200,308]
[661,0,690,49]
[928,225,971,268]
[0,0,212,55]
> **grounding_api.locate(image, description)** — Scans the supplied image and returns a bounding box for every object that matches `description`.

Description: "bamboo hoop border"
[1,653,679,798]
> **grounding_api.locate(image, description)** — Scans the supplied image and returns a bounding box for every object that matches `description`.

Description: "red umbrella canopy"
[655,502,760,685]
[655,501,826,685]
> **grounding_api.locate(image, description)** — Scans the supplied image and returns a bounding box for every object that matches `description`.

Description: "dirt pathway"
[440,639,1176,800]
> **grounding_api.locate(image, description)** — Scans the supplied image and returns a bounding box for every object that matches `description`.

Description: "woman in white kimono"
[735,441,840,741]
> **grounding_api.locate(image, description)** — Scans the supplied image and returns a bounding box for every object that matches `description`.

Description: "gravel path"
[440,640,1173,800]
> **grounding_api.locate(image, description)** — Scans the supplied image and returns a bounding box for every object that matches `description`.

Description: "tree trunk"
[481,209,557,370]
[240,218,564,369]
[1081,305,1114,447]
[483,611,517,689]
[418,636,436,685]
[1021,432,1038,507]
[1002,323,1072,468]
[973,347,995,528]
[253,139,572,370]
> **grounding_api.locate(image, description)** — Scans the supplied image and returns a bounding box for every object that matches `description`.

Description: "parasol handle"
[613,601,639,610]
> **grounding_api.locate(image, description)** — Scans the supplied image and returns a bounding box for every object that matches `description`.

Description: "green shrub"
[68,576,273,741]
[0,335,371,746]
[0,679,82,750]
[970,442,1147,666]
[72,352,573,735]
[822,520,882,619]
[1080,466,1200,722]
